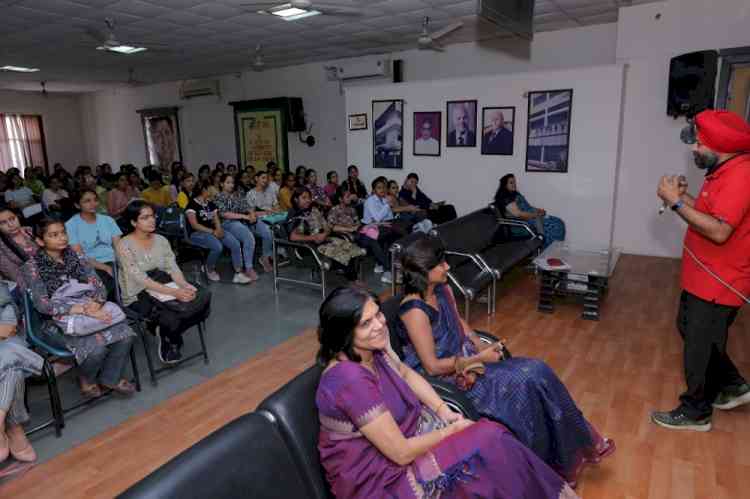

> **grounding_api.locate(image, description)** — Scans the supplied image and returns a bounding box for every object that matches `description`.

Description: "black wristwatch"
[671,200,684,211]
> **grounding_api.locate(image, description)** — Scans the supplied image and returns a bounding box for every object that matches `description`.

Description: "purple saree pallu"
[316,351,577,498]
[397,284,612,485]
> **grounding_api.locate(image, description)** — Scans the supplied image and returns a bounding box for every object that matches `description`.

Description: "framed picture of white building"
[525,90,573,173]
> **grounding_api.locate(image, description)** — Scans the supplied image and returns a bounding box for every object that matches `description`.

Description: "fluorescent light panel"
[98,45,148,54]
[282,9,320,21]
[1,65,40,72]
[271,7,307,17]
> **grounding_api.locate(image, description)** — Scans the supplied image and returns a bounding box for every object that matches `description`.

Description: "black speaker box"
[667,50,718,118]
[393,60,403,83]
[287,97,306,132]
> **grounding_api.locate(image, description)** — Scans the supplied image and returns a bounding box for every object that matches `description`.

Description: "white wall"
[0,90,87,172]
[78,23,617,180]
[613,0,750,257]
[346,65,626,250]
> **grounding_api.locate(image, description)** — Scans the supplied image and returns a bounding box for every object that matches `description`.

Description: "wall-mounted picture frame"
[348,113,368,131]
[373,99,403,169]
[525,89,573,173]
[481,106,515,156]
[446,100,477,147]
[413,111,441,156]
[137,107,183,170]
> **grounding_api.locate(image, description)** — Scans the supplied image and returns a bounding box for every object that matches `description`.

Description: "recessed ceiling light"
[281,9,320,21]
[97,45,148,54]
[271,7,307,17]
[265,3,321,21]
[1,65,40,72]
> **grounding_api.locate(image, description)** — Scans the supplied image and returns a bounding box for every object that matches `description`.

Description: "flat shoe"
[101,380,136,396]
[9,444,36,463]
[79,382,102,399]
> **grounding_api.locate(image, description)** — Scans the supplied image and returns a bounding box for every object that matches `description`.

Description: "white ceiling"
[0,0,657,92]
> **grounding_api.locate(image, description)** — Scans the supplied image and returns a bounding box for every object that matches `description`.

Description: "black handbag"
[146,269,211,317]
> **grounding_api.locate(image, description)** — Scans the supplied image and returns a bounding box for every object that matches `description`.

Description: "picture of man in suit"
[482,109,514,155]
[447,101,476,147]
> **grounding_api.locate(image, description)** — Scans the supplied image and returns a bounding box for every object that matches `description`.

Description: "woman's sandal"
[100,380,136,396]
[79,380,102,399]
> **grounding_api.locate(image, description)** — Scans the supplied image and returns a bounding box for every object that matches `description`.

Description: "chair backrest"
[380,295,406,360]
[433,208,499,254]
[118,412,311,499]
[22,290,72,357]
[256,364,332,499]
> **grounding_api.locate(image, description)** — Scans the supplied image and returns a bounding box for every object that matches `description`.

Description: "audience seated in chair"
[65,189,122,298]
[327,191,393,284]
[338,164,368,204]
[175,172,194,210]
[387,179,424,224]
[21,218,136,399]
[246,170,283,220]
[4,175,36,211]
[141,172,173,209]
[304,168,332,212]
[278,173,296,212]
[494,174,565,249]
[186,180,252,285]
[286,187,364,282]
[107,173,139,219]
[399,173,457,226]
[0,208,39,283]
[214,174,271,275]
[315,286,579,499]
[363,176,411,239]
[0,281,42,467]
[41,174,72,219]
[323,171,339,201]
[396,234,614,488]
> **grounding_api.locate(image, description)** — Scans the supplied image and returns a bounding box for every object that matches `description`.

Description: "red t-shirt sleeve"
[706,167,750,228]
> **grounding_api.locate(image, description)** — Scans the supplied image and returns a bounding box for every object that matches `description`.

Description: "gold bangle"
[434,402,446,414]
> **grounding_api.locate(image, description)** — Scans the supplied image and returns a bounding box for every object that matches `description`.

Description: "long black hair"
[493,174,518,216]
[317,286,378,365]
[0,207,30,262]
[401,233,446,298]
[122,199,154,234]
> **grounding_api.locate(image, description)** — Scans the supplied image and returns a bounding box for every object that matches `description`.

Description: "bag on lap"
[51,280,126,336]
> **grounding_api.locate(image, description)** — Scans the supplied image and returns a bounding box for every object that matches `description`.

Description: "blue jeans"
[221,220,255,270]
[190,230,243,272]
[249,221,273,258]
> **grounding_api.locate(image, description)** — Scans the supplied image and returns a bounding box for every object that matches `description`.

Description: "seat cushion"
[118,412,309,499]
[480,241,536,274]
[449,262,494,297]
[257,365,332,499]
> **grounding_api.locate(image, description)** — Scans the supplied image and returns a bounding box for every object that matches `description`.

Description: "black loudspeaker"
[667,50,718,118]
[393,60,403,83]
[287,97,306,132]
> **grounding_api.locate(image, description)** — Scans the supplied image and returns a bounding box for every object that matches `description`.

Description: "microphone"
[659,175,687,215]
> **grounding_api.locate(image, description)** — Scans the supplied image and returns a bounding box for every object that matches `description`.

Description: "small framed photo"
[526,89,573,173]
[446,100,477,147]
[373,99,403,169]
[481,107,515,155]
[413,111,441,156]
[348,113,368,131]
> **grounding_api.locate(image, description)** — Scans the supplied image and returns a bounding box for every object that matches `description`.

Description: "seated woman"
[363,177,411,238]
[175,172,195,210]
[399,173,457,225]
[286,187,364,282]
[387,179,424,225]
[0,208,38,283]
[41,174,72,219]
[117,201,209,364]
[397,234,614,488]
[323,171,339,201]
[186,180,252,284]
[214,174,270,275]
[494,174,565,248]
[141,172,173,209]
[66,189,122,298]
[4,175,37,211]
[21,219,136,398]
[304,168,332,211]
[107,173,138,219]
[277,173,296,211]
[316,286,578,499]
[1,282,43,466]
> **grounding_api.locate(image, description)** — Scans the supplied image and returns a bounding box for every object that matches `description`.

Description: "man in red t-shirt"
[652,110,750,431]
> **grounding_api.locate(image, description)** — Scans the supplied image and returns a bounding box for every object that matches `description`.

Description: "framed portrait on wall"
[348,113,368,131]
[446,100,477,147]
[138,107,182,170]
[373,99,403,169]
[481,107,515,155]
[413,111,441,156]
[525,89,573,173]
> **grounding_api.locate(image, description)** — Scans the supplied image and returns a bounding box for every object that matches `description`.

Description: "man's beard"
[693,150,719,171]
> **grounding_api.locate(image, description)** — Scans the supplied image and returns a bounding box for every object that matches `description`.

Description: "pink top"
[108,187,138,217]
[323,182,338,199]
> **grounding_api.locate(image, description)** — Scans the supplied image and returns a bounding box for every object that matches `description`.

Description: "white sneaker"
[233,272,252,284]
[206,270,220,282]
[374,265,384,274]
[381,271,393,284]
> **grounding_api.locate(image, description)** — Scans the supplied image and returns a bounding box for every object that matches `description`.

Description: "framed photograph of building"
[413,111,441,156]
[481,106,515,155]
[138,107,183,170]
[348,113,368,131]
[373,99,403,169]
[525,90,573,173]
[446,100,477,147]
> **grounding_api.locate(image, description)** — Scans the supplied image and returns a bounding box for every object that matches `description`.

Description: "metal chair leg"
[135,321,158,387]
[130,348,142,392]
[44,360,64,435]
[464,296,470,322]
[198,322,209,364]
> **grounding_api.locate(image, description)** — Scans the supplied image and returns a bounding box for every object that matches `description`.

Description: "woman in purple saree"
[396,235,615,488]
[316,286,578,499]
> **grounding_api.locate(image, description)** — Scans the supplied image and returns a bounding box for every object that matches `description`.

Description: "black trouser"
[355,233,390,268]
[676,290,745,419]
[128,294,185,347]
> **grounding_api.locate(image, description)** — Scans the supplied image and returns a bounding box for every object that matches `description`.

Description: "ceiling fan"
[84,18,168,54]
[252,45,265,71]
[417,17,463,52]
[238,1,365,18]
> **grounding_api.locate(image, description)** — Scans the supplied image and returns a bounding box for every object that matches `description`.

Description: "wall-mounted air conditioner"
[179,79,220,99]
[329,59,392,81]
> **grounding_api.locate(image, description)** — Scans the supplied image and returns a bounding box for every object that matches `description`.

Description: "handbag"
[454,357,486,391]
[51,280,126,336]
[145,269,211,317]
